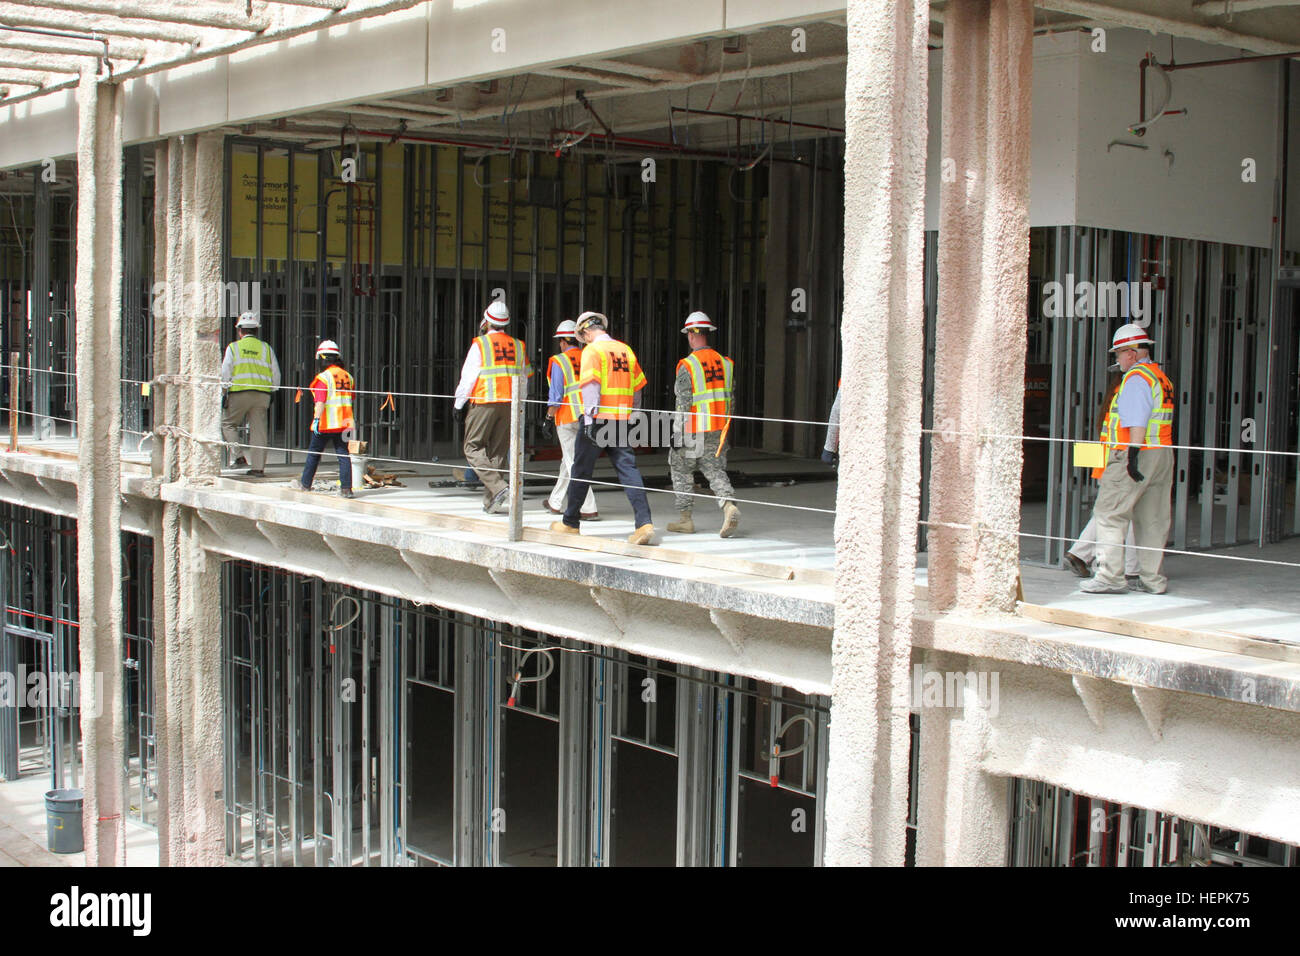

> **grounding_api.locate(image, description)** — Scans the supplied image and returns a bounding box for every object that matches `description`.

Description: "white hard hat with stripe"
[1109,323,1154,351]
[553,319,578,337]
[316,339,341,358]
[682,311,716,333]
[574,311,607,334]
[483,301,510,326]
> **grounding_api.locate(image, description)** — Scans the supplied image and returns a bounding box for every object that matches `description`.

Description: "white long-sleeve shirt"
[220,335,281,391]
[453,344,483,409]
[824,388,842,453]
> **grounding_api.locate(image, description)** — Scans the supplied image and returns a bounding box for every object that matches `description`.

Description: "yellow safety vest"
[228,337,274,393]
[471,332,532,403]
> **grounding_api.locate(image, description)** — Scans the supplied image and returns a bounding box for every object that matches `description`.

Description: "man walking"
[666,311,740,537]
[548,311,655,546]
[453,300,531,514]
[1081,323,1175,595]
[544,319,598,519]
[221,310,281,475]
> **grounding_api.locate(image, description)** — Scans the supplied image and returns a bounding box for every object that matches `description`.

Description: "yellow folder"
[1072,442,1104,469]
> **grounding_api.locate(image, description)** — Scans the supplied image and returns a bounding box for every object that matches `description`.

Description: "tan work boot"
[719,502,740,538]
[627,524,656,546]
[666,511,695,534]
[549,521,580,536]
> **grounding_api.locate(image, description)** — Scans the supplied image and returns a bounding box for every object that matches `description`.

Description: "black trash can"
[44,788,84,854]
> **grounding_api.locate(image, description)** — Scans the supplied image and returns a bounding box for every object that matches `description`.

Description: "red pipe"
[5,606,79,629]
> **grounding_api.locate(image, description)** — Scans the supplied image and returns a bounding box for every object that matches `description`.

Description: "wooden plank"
[1018,601,1300,665]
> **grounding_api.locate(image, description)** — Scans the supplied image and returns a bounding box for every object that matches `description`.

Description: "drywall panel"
[0,91,77,171]
[1076,28,1277,248]
[225,6,429,127]
[925,32,1080,231]
[726,0,845,30]
[427,0,726,86]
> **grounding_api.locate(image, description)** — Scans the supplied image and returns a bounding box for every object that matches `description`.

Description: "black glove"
[455,403,468,425]
[541,417,556,442]
[821,449,838,467]
[222,391,229,410]
[580,419,596,444]
[1126,446,1144,483]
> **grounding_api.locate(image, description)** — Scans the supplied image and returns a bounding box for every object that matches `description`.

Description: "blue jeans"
[564,425,651,528]
[301,431,352,490]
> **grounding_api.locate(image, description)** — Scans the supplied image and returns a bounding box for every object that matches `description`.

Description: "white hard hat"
[682,311,716,333]
[1109,323,1154,352]
[237,311,260,329]
[554,319,578,338]
[316,339,341,358]
[483,301,510,326]
[574,311,607,334]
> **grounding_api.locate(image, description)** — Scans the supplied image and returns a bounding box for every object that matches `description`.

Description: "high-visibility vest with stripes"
[1092,361,1173,479]
[312,365,355,433]
[579,338,646,420]
[676,347,734,433]
[470,332,531,403]
[228,336,274,393]
[547,347,583,425]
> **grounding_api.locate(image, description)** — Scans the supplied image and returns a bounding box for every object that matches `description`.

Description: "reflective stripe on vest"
[471,332,531,403]
[1092,361,1173,479]
[677,348,734,433]
[314,366,355,433]
[548,348,583,426]
[579,338,645,420]
[229,337,274,392]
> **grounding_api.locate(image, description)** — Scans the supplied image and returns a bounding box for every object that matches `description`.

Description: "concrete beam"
[1036,0,1300,54]
[823,0,929,867]
[73,66,125,866]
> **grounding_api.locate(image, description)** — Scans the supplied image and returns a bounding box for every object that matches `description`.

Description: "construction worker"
[220,310,281,475]
[666,311,739,537]
[453,300,531,514]
[544,319,598,519]
[1081,323,1175,595]
[1066,371,1138,583]
[295,340,355,499]
[548,311,655,546]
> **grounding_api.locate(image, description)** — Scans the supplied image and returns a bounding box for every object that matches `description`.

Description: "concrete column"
[914,653,1010,866]
[73,68,125,866]
[824,0,929,866]
[152,133,226,865]
[927,0,1034,613]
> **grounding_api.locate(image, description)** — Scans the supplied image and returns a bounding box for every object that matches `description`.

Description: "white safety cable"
[0,364,79,378]
[919,519,1300,570]
[125,428,840,515]
[920,426,1300,460]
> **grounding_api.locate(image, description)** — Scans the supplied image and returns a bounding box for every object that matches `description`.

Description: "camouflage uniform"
[670,365,735,513]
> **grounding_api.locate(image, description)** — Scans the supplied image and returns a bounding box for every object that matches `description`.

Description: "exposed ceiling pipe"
[365,97,456,116]
[1,0,270,32]
[0,52,81,73]
[407,53,848,130]
[341,103,457,123]
[264,0,349,8]
[0,27,146,60]
[1035,0,1300,55]
[532,66,658,89]
[670,105,844,134]
[1194,0,1300,14]
[580,58,705,85]
[0,4,202,44]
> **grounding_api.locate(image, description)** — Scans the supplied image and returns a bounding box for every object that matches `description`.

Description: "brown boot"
[719,502,740,538]
[666,511,695,533]
[627,524,656,546]
[549,521,580,536]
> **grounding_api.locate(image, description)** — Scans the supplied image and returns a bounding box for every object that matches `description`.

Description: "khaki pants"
[221,390,271,469]
[463,402,511,502]
[1094,446,1173,590]
[547,420,596,513]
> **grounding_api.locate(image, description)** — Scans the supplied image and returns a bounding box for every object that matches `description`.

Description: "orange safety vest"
[1091,361,1173,479]
[547,347,583,426]
[676,347,734,433]
[579,337,646,420]
[312,365,355,434]
[470,331,532,403]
